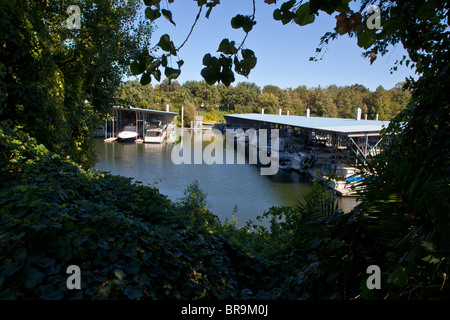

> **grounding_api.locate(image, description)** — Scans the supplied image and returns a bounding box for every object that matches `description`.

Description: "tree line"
[117,79,411,123]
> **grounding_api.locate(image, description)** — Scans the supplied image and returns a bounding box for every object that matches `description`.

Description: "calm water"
[93,138,357,226]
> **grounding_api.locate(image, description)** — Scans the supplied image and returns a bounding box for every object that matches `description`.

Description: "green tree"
[0,0,153,168]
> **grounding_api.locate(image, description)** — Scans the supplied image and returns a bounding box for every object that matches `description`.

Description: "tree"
[0,0,153,168]
[132,0,449,298]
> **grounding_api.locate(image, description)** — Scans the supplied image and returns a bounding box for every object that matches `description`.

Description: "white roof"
[224,113,389,135]
[113,106,178,116]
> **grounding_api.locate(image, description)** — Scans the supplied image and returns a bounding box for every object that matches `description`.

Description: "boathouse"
[100,106,178,141]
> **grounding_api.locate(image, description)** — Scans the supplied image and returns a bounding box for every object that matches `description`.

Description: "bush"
[0,122,269,299]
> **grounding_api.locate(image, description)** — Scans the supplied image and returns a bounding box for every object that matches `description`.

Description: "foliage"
[0,122,271,299]
[0,0,153,168]
[117,79,411,121]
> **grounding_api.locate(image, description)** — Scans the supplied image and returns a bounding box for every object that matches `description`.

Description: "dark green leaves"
[357,27,377,49]
[273,0,296,24]
[201,54,235,86]
[231,14,256,33]
[164,67,181,80]
[234,49,257,77]
[161,9,176,26]
[157,34,177,56]
[145,8,161,21]
[140,72,151,85]
[217,39,238,55]
[294,3,315,26]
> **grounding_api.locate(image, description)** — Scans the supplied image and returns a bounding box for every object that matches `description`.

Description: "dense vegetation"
[1,0,449,300]
[117,79,411,123]
[0,0,153,168]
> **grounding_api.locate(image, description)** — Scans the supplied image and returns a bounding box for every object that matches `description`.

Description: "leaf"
[24,267,46,289]
[130,61,141,75]
[273,9,283,21]
[202,53,212,66]
[294,3,315,26]
[231,14,255,33]
[161,9,176,26]
[164,67,181,80]
[220,67,235,87]
[217,39,238,55]
[125,286,144,299]
[157,34,176,55]
[151,68,162,82]
[280,0,295,11]
[140,72,151,85]
[177,60,184,68]
[201,66,219,85]
[264,0,276,4]
[357,28,376,49]
[144,0,161,6]
[391,267,408,287]
[114,270,125,280]
[145,8,161,22]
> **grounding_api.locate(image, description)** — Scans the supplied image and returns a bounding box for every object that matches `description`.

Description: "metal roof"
[113,106,178,116]
[223,113,389,135]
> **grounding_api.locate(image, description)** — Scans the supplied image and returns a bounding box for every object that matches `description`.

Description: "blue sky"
[134,0,417,91]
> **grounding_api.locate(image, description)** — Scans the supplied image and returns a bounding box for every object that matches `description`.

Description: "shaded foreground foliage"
[1,122,449,299]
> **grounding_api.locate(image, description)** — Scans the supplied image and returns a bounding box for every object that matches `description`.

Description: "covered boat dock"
[100,106,178,142]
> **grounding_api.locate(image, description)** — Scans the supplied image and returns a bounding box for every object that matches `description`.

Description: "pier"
[96,106,178,143]
[223,108,389,196]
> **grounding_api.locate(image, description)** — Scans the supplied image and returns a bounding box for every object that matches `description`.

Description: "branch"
[236,0,256,52]
[176,5,203,52]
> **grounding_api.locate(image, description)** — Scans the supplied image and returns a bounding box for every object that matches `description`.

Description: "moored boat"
[117,125,138,142]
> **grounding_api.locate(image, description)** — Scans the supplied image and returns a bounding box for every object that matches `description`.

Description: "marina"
[223,108,389,196]
[96,106,389,199]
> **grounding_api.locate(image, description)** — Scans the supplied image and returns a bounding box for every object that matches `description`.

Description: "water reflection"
[94,139,357,226]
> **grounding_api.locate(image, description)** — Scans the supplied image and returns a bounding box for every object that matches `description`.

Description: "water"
[93,138,357,226]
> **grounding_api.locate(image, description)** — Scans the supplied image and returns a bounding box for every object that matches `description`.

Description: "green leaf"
[231,14,255,33]
[177,60,184,68]
[391,267,408,287]
[131,60,145,75]
[145,8,161,21]
[24,267,46,289]
[294,3,315,26]
[157,34,176,55]
[144,0,161,6]
[202,53,212,66]
[357,28,376,49]
[217,39,238,55]
[124,286,144,299]
[114,270,125,280]
[161,9,176,26]
[280,0,296,11]
[201,67,219,85]
[151,68,162,82]
[220,67,235,87]
[140,72,151,85]
[273,9,283,21]
[164,67,181,80]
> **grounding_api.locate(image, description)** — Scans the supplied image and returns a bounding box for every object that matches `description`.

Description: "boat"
[279,159,293,172]
[117,125,138,143]
[144,121,167,144]
[315,163,365,196]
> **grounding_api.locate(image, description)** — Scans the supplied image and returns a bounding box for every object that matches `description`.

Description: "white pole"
[181,106,184,128]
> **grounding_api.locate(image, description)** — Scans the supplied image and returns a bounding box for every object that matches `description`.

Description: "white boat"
[118,125,138,143]
[144,121,167,144]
